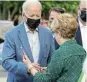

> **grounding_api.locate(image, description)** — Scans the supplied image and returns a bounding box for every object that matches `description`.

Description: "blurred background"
[0,0,79,82]
[0,1,79,21]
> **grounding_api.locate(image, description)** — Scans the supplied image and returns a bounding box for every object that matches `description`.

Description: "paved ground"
[0,65,8,82]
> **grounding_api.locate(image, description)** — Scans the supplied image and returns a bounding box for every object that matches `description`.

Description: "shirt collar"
[24,22,39,33]
[79,20,87,28]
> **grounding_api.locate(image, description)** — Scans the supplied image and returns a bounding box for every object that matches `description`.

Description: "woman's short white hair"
[22,0,42,14]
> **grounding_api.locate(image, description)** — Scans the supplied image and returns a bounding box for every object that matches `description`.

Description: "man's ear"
[21,12,26,22]
[78,9,81,20]
[78,8,80,15]
[22,12,25,17]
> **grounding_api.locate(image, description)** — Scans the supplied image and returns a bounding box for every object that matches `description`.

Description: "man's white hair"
[22,0,42,14]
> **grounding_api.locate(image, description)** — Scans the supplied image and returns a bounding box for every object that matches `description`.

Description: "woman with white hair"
[23,13,86,82]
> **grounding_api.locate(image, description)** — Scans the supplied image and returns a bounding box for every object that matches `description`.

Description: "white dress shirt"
[79,21,87,52]
[79,21,87,82]
[24,23,40,62]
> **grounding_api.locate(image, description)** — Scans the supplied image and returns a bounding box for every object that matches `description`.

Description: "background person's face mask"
[80,10,86,22]
[26,18,40,30]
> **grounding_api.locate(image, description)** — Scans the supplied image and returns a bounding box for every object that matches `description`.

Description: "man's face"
[79,1,87,11]
[24,4,41,20]
[78,1,87,24]
[49,11,60,25]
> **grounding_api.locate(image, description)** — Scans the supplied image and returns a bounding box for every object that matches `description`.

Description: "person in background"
[49,7,65,49]
[75,0,87,48]
[2,1,54,82]
[18,13,23,24]
[13,15,19,26]
[75,1,87,82]
[49,7,65,25]
[23,13,86,82]
[40,19,48,27]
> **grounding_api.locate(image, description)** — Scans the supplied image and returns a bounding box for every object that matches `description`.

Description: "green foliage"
[0,1,79,20]
[41,1,79,13]
[40,1,79,19]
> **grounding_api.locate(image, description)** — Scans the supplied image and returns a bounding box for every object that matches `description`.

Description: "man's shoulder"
[6,23,23,34]
[6,23,23,37]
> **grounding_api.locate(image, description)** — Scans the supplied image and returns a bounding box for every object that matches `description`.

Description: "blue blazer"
[2,23,55,82]
[75,26,82,46]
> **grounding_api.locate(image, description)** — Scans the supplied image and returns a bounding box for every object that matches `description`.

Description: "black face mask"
[26,18,40,30]
[80,10,86,22]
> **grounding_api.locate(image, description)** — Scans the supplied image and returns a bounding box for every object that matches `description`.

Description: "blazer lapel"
[18,23,34,62]
[75,26,83,46]
[38,26,45,64]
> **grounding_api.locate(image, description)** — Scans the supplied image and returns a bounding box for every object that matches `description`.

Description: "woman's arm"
[23,52,65,82]
[23,55,43,75]
[27,63,38,76]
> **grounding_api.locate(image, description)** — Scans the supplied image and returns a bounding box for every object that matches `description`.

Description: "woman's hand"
[23,55,44,72]
[23,54,41,75]
[23,55,31,66]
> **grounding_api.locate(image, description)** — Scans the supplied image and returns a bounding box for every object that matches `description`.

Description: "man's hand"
[32,62,41,72]
[23,55,43,72]
[23,55,31,66]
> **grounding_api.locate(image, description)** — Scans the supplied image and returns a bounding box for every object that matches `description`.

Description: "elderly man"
[2,1,54,82]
